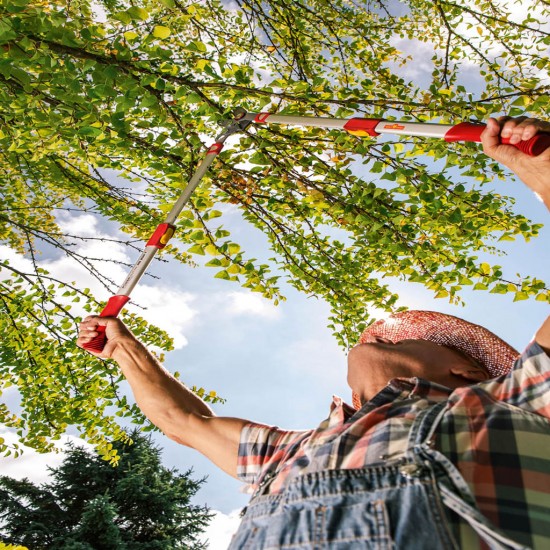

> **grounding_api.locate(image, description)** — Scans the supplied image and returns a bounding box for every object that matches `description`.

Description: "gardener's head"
[347,311,519,409]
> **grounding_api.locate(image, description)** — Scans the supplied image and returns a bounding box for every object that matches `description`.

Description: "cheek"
[347,345,380,388]
[347,345,370,366]
[346,347,365,386]
[411,350,456,383]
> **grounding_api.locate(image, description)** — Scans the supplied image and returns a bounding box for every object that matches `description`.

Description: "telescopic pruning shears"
[237,109,550,156]
[83,108,550,352]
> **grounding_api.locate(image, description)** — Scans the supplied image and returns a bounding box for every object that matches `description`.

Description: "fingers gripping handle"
[84,325,109,353]
[82,295,130,352]
[444,122,550,156]
[501,133,550,156]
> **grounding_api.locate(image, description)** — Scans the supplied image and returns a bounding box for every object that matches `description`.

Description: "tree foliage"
[0,431,211,549]
[0,0,548,455]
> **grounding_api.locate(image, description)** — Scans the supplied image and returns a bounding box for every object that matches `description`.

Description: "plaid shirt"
[237,341,550,549]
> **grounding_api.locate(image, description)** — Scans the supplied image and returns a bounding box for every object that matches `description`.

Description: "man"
[78,117,550,549]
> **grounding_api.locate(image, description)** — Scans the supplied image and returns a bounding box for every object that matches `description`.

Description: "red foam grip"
[83,325,107,353]
[82,295,130,353]
[501,133,550,156]
[444,122,550,156]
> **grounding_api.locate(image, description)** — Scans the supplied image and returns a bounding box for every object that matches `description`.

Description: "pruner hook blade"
[216,108,252,141]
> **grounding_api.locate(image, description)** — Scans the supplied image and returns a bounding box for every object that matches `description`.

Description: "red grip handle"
[500,133,550,156]
[444,122,550,156]
[82,295,130,353]
[83,325,108,353]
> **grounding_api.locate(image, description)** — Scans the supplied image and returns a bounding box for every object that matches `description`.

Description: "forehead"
[441,343,484,367]
[399,339,480,361]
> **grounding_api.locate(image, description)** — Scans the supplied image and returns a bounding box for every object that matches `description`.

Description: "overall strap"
[407,401,528,550]
[406,400,448,450]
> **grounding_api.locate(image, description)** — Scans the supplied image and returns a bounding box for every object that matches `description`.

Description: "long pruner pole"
[235,109,550,156]
[83,114,253,352]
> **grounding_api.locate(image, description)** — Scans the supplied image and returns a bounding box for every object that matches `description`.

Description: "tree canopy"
[0,431,211,549]
[0,0,548,456]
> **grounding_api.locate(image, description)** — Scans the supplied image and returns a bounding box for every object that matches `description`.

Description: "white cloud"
[57,212,105,238]
[42,213,131,294]
[224,290,282,319]
[1,213,199,350]
[131,286,196,348]
[200,509,242,549]
[0,244,34,273]
[390,37,436,84]
[0,429,93,485]
[91,2,107,23]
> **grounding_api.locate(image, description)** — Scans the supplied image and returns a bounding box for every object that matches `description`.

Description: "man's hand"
[481,116,550,210]
[77,316,137,360]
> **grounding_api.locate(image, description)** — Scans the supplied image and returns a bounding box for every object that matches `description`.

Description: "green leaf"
[479,263,491,275]
[205,258,222,267]
[153,26,171,39]
[124,31,139,41]
[249,152,270,165]
[0,19,17,42]
[187,41,207,53]
[188,244,205,255]
[127,6,149,20]
[78,126,103,137]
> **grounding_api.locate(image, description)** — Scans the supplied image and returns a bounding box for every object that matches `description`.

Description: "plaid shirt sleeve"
[487,341,550,418]
[236,422,312,485]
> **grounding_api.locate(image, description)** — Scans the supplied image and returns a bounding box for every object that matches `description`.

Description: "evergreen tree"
[0,431,211,549]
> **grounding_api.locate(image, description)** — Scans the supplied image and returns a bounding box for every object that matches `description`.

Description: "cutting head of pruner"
[216,108,252,141]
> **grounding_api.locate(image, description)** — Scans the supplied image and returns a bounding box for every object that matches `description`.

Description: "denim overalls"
[229,402,528,549]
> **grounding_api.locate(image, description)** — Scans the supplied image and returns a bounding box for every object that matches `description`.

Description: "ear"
[449,363,490,382]
[373,337,394,344]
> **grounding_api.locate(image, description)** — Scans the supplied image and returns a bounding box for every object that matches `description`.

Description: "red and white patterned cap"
[352,310,519,409]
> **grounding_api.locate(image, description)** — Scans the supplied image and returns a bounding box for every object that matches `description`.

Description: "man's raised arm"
[77,316,248,478]
[481,116,550,353]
